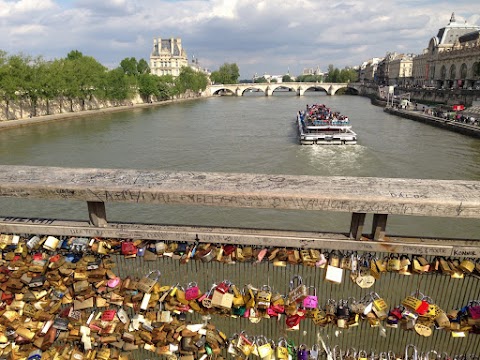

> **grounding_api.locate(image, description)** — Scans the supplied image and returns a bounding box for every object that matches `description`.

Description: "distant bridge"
[207,82,361,96]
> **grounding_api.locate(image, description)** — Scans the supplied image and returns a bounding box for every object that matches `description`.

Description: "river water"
[0,91,479,239]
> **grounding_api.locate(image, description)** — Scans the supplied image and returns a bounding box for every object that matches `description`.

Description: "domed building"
[412,13,480,89]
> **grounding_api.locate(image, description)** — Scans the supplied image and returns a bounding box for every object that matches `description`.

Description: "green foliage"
[0,49,202,110]
[137,59,150,75]
[325,65,358,83]
[254,76,268,83]
[295,74,323,82]
[120,57,139,76]
[102,68,134,101]
[282,74,293,82]
[174,66,208,93]
[210,63,240,84]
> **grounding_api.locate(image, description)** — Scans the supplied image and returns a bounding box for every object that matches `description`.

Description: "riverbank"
[384,107,480,139]
[0,96,205,131]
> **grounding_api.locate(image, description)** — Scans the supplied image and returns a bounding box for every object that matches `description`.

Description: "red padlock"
[285,313,303,328]
[468,301,480,319]
[121,241,137,256]
[215,280,231,294]
[101,309,117,321]
[416,299,430,315]
[223,245,236,256]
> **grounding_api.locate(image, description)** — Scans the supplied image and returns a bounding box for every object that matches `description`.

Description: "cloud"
[0,0,478,78]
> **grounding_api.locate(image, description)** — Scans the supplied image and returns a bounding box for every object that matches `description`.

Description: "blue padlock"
[297,344,309,360]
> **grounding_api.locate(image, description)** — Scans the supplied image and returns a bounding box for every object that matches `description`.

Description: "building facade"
[414,13,480,89]
[364,13,480,90]
[150,38,189,77]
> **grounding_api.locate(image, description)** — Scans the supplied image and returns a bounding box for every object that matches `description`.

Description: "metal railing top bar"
[0,165,479,218]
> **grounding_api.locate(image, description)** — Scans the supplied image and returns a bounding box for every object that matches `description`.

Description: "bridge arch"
[238,86,266,96]
[212,87,236,96]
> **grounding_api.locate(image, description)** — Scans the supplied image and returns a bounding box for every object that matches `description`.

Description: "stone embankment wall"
[0,90,208,121]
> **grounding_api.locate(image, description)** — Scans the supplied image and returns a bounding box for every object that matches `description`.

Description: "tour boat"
[297,104,357,145]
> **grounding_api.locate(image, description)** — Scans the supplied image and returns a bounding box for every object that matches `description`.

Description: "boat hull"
[297,114,357,145]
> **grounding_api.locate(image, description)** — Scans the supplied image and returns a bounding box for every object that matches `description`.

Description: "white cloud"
[0,0,478,78]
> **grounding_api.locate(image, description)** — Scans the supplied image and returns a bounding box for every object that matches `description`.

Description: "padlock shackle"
[289,275,303,290]
[425,350,439,360]
[387,351,396,360]
[405,344,418,360]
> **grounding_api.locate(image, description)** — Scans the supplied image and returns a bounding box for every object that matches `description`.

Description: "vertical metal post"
[349,212,366,240]
[372,214,388,241]
[87,201,107,227]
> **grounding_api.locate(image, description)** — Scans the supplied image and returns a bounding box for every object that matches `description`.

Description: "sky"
[1,0,479,79]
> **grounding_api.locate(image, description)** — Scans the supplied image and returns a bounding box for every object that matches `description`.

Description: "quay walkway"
[384,106,480,139]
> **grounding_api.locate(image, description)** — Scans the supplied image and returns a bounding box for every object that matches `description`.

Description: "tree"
[254,76,268,83]
[282,74,293,82]
[210,63,240,84]
[175,66,208,94]
[120,57,139,76]
[137,59,150,75]
[0,53,30,119]
[137,73,159,101]
[61,52,107,111]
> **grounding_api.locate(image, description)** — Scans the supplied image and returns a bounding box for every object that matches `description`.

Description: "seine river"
[1,91,479,239]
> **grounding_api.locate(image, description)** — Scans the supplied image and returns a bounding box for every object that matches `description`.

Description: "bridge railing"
[0,165,478,257]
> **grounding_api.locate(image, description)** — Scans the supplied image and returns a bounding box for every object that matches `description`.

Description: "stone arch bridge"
[207,82,361,96]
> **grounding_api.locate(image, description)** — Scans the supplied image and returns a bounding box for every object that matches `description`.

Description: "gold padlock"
[256,285,272,309]
[387,254,401,271]
[276,338,289,359]
[137,270,161,293]
[458,258,475,273]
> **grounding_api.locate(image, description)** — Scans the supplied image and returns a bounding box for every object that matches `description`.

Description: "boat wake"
[299,144,368,173]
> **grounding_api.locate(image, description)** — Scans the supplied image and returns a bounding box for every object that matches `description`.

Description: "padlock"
[211,288,234,309]
[137,270,161,293]
[302,286,318,309]
[216,280,231,294]
[402,292,429,315]
[468,300,480,319]
[276,338,289,359]
[256,335,273,358]
[227,334,240,356]
[297,344,309,360]
[325,299,337,316]
[336,299,350,328]
[101,309,116,321]
[372,292,389,320]
[458,258,475,273]
[286,312,304,329]
[400,254,411,267]
[300,250,313,265]
[358,350,368,360]
[227,285,243,308]
[185,282,201,300]
[288,275,307,302]
[236,333,253,356]
[309,344,319,360]
[315,252,327,268]
[325,254,343,284]
[256,285,272,309]
[43,236,61,251]
[387,254,401,271]
[121,241,137,256]
[201,283,217,308]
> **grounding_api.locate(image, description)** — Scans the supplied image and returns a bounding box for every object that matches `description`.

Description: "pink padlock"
[185,282,200,300]
[107,277,121,288]
[302,286,318,309]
